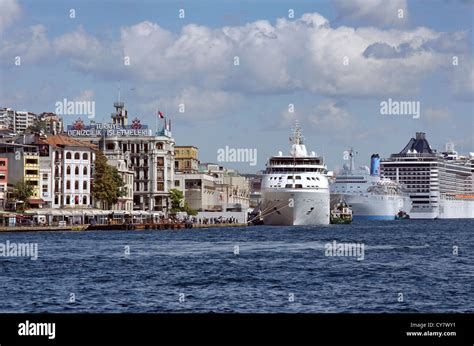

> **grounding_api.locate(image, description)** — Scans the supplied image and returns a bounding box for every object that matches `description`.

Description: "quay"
[0,225,77,232]
[0,222,248,233]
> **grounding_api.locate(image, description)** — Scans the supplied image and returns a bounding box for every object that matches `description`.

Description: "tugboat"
[330,200,353,224]
[395,210,410,220]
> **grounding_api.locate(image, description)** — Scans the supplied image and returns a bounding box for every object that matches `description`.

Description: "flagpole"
[155,107,158,136]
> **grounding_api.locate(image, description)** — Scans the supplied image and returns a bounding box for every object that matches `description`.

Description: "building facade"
[66,101,175,212]
[39,112,63,135]
[0,142,40,201]
[106,154,134,211]
[175,162,250,212]
[0,108,37,133]
[0,157,8,209]
[175,146,199,173]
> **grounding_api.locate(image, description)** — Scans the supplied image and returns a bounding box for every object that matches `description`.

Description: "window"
[83,181,87,190]
[175,180,180,187]
[75,166,79,175]
[0,161,5,166]
[66,181,71,189]
[285,184,292,188]
[66,195,70,204]
[83,196,87,205]
[66,166,71,175]
[75,181,79,190]
[83,153,88,160]
[66,152,72,159]
[42,174,48,180]
[83,167,87,175]
[74,153,80,160]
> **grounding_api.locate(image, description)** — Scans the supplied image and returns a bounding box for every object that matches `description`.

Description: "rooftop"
[40,135,97,149]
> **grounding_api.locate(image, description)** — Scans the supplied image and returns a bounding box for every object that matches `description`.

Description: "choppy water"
[0,220,472,313]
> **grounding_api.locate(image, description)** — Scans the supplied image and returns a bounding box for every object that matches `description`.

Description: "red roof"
[40,135,96,149]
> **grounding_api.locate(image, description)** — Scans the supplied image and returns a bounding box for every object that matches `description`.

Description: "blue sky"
[0,0,473,173]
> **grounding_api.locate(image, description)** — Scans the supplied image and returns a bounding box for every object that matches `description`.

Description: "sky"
[0,0,473,173]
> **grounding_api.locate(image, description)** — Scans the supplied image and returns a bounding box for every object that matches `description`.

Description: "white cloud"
[61,14,461,98]
[333,0,408,26]
[451,57,474,101]
[0,24,50,63]
[0,0,21,36]
[53,26,108,70]
[307,100,352,131]
[1,5,472,107]
[138,87,242,122]
[73,89,95,101]
[424,107,452,122]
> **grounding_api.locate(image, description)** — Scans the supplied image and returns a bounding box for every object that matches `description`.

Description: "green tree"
[12,180,34,212]
[26,119,47,134]
[92,150,126,210]
[169,188,197,215]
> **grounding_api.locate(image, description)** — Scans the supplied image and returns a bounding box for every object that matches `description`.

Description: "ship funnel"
[370,154,380,176]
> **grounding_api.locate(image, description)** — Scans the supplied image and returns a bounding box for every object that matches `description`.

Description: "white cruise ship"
[381,132,474,219]
[260,124,330,225]
[330,150,412,220]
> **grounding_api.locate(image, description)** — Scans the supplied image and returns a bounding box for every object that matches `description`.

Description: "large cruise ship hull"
[439,199,474,219]
[408,200,474,219]
[261,189,330,226]
[332,194,411,220]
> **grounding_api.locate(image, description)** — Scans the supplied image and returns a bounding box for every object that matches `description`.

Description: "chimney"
[415,132,426,140]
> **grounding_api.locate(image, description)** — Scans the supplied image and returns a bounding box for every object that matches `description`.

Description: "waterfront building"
[242,173,263,209]
[175,146,199,173]
[0,157,8,209]
[42,135,96,208]
[174,172,221,211]
[381,132,474,219]
[175,162,250,212]
[66,100,175,212]
[0,143,41,204]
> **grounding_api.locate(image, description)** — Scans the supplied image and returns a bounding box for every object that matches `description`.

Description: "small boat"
[330,200,353,224]
[395,210,410,220]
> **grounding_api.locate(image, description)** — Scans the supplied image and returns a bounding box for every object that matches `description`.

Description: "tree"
[12,181,34,212]
[169,188,198,215]
[92,150,126,210]
[26,119,47,134]
[170,188,184,213]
